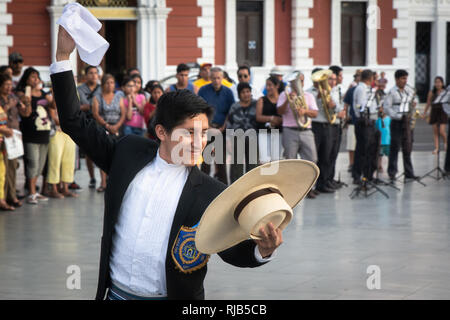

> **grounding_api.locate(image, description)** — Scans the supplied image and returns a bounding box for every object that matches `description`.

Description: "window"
[341,2,366,66]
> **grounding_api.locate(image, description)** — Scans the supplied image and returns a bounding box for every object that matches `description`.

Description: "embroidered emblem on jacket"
[172,225,209,273]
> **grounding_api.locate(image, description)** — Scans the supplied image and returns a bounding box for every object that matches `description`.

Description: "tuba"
[284,71,311,129]
[311,69,337,124]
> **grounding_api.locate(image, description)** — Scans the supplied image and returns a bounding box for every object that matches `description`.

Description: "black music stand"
[421,123,449,181]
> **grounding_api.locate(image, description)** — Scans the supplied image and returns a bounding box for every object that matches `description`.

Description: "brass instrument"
[311,69,337,124]
[407,85,420,130]
[284,71,311,129]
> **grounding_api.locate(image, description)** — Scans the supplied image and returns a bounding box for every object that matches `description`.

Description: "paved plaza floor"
[0,120,449,299]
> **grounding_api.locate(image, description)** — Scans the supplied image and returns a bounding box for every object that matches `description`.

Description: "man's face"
[10,60,23,75]
[200,66,211,80]
[396,76,408,89]
[328,74,337,88]
[157,113,209,166]
[211,71,223,90]
[239,88,252,103]
[86,68,99,84]
[237,69,250,84]
[337,71,343,84]
[176,70,189,87]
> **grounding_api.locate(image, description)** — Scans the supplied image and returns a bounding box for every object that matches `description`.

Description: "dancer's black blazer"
[51,70,266,300]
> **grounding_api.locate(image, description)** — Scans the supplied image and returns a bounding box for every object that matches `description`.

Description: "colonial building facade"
[1,0,449,100]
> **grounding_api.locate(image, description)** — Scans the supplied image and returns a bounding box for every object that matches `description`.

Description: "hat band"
[233,187,283,222]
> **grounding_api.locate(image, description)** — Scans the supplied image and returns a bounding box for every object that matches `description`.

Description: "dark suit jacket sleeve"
[51,70,117,174]
[217,240,267,268]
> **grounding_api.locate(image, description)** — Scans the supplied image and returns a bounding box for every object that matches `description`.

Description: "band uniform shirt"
[109,149,190,296]
[352,82,378,120]
[383,85,418,120]
[277,88,318,129]
[306,86,339,124]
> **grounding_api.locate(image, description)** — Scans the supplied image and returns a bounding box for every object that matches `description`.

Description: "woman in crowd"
[15,67,52,205]
[0,74,28,208]
[46,100,78,199]
[91,73,126,192]
[422,76,448,154]
[131,74,150,102]
[255,76,283,164]
[226,82,258,183]
[143,84,164,140]
[122,77,146,136]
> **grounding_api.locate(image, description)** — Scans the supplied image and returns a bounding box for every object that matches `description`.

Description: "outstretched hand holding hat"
[195,160,319,256]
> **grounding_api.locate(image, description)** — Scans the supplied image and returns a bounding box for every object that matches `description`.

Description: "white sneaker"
[35,193,49,201]
[27,194,38,205]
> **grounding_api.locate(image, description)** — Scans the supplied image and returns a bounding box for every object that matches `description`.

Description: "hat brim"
[195,160,319,254]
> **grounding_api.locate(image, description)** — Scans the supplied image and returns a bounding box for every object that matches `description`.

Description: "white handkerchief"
[56,2,109,66]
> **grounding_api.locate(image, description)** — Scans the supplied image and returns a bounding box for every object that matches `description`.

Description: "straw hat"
[195,160,319,254]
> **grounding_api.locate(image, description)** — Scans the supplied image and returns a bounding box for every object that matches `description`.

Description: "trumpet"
[284,71,311,129]
[311,69,337,124]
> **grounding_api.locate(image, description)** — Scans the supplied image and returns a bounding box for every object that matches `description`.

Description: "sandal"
[62,191,78,198]
[9,200,22,207]
[0,201,15,211]
[96,186,106,193]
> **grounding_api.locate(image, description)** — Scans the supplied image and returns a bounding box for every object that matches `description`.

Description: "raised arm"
[50,26,117,174]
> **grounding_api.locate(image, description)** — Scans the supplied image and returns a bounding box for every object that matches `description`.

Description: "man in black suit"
[51,26,282,300]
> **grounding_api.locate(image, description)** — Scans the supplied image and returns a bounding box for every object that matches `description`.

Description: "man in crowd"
[352,69,380,184]
[231,65,262,102]
[166,63,198,94]
[327,65,346,188]
[77,65,101,189]
[307,68,338,193]
[194,63,232,89]
[383,69,420,182]
[8,52,24,89]
[198,67,235,185]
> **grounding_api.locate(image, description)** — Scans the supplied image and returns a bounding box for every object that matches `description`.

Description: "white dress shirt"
[109,150,189,296]
[383,85,418,120]
[352,82,378,119]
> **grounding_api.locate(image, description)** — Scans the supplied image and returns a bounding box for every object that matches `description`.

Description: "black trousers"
[353,118,380,181]
[229,135,258,184]
[311,122,332,189]
[328,124,342,182]
[201,131,228,185]
[388,119,415,178]
[445,119,450,172]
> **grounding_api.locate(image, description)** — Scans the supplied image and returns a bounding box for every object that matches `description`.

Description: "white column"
[0,0,12,65]
[263,0,275,68]
[153,6,172,79]
[48,0,77,73]
[197,0,215,65]
[431,17,447,83]
[392,0,410,68]
[291,0,313,69]
[366,0,378,66]
[225,0,237,70]
[330,0,342,66]
[136,6,152,82]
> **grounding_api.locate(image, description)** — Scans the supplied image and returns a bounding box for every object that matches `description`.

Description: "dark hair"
[312,67,323,75]
[0,73,12,88]
[130,74,144,94]
[145,80,160,93]
[121,76,135,87]
[126,67,140,76]
[361,69,373,82]
[84,65,98,75]
[153,89,213,135]
[0,65,12,75]
[394,69,408,79]
[266,75,280,88]
[237,82,252,98]
[101,73,115,88]
[329,65,343,77]
[151,84,164,93]
[237,65,251,76]
[15,67,40,93]
[176,63,190,74]
[432,76,445,96]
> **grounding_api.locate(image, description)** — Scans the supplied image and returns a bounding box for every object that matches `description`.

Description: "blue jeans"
[123,125,145,137]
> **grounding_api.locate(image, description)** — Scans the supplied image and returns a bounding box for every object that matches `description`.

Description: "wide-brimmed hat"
[195,160,319,254]
[269,66,284,76]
